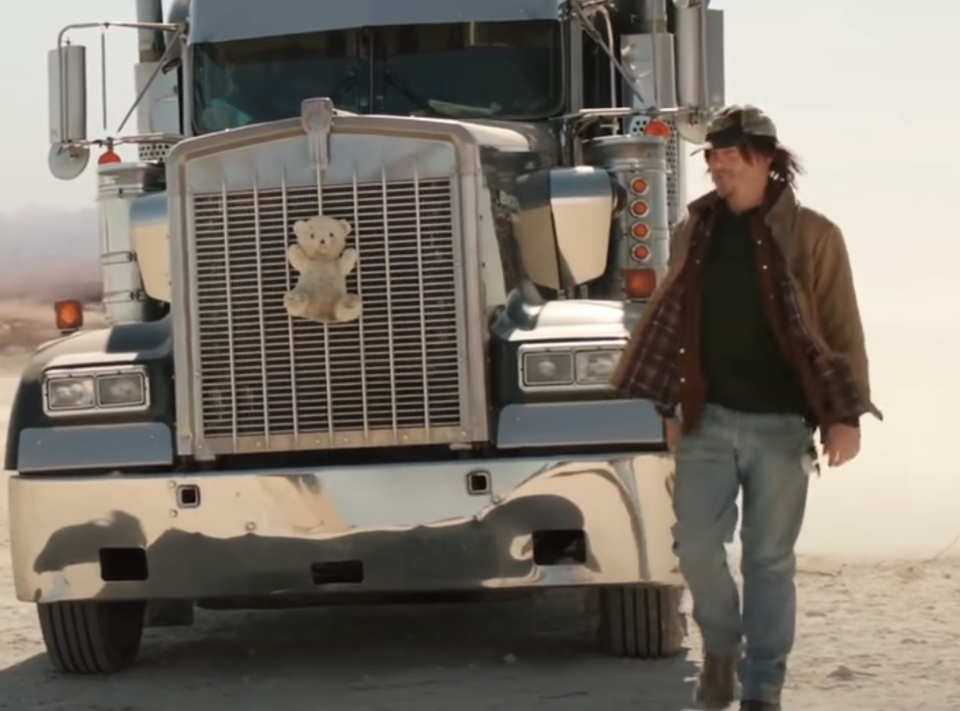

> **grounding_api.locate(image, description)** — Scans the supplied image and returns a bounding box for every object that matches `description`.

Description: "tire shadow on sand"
[0,592,700,711]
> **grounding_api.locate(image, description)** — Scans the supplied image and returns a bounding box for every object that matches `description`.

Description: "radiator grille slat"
[191,176,463,449]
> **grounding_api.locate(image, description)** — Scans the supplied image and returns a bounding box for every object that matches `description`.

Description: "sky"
[2,0,960,559]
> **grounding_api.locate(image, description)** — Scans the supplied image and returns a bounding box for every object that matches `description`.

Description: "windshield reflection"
[192,20,563,133]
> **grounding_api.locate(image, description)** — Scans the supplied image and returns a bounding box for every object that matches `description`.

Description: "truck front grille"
[190,176,465,452]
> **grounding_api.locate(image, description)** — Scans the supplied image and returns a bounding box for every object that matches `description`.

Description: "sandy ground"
[1,301,958,710]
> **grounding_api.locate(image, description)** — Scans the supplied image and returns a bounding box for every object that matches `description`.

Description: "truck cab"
[8,0,725,674]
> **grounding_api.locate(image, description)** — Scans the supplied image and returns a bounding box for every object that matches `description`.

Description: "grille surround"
[168,118,494,459]
[186,168,473,455]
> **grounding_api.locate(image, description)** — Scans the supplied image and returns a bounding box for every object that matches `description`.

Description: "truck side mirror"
[674,3,726,143]
[48,45,88,145]
[513,167,620,291]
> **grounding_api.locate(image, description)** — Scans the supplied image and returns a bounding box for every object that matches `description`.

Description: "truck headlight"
[576,350,621,384]
[46,376,96,411]
[523,351,575,386]
[43,365,149,416]
[97,372,148,407]
[519,341,625,391]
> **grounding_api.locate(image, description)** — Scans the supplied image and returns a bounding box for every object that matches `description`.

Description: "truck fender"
[4,316,175,472]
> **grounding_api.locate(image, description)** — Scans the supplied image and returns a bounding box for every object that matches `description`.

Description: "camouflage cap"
[690,104,780,155]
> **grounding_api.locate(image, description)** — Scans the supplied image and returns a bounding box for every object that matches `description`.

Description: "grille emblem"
[301,97,334,169]
[284,215,362,324]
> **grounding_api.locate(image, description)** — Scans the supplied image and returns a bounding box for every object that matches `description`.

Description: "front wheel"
[598,585,686,659]
[37,600,146,674]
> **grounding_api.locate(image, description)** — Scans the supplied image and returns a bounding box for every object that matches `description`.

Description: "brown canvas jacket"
[609,185,883,429]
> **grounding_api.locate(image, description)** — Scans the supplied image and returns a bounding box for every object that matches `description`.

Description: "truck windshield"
[374,21,562,119]
[192,20,563,133]
[192,29,368,132]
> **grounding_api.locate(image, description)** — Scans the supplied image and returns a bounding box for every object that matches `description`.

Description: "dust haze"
[0,206,102,359]
[0,206,100,301]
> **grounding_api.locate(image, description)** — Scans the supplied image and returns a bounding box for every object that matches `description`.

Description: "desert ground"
[0,296,958,710]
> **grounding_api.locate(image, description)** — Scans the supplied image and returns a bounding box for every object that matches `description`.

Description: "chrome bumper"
[8,453,680,604]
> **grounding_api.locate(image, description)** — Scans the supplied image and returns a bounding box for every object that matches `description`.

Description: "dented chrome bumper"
[8,453,680,604]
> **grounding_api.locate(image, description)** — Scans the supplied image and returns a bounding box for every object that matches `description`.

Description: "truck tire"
[37,600,146,674]
[598,585,686,659]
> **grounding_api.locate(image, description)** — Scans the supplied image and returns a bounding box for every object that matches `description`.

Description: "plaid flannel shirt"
[614,281,684,415]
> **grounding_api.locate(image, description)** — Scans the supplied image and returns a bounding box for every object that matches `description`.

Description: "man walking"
[609,105,882,710]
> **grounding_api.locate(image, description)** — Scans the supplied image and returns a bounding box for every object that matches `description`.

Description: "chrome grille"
[191,176,465,452]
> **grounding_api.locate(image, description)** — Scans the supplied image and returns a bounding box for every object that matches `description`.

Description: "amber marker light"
[630,177,648,194]
[631,222,650,239]
[54,299,84,332]
[629,200,649,217]
[624,268,657,299]
[631,243,651,261]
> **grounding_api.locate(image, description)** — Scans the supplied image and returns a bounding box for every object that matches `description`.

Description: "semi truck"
[7,0,725,674]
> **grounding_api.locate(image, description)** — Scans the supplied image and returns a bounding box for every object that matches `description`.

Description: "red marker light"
[98,149,121,165]
[643,119,671,140]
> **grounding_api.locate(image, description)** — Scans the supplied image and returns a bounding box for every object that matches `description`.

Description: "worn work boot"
[739,701,781,711]
[693,648,741,709]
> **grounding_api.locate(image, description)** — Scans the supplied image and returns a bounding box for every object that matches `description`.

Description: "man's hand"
[665,417,680,453]
[824,423,861,467]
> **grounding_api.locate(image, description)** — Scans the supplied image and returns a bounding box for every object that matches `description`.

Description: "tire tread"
[37,601,145,674]
[599,585,685,659]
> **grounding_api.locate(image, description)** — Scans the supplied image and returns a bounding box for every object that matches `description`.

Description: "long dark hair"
[739,136,804,189]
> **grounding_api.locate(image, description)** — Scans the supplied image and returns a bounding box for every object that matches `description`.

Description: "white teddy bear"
[283,215,362,324]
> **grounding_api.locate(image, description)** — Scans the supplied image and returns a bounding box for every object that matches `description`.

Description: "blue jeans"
[672,404,813,704]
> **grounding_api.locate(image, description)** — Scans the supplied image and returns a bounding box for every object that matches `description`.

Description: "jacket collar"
[687,183,799,240]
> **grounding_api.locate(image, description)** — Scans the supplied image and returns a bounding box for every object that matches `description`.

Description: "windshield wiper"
[382,69,500,118]
[424,99,501,118]
[328,66,361,105]
[382,68,434,113]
